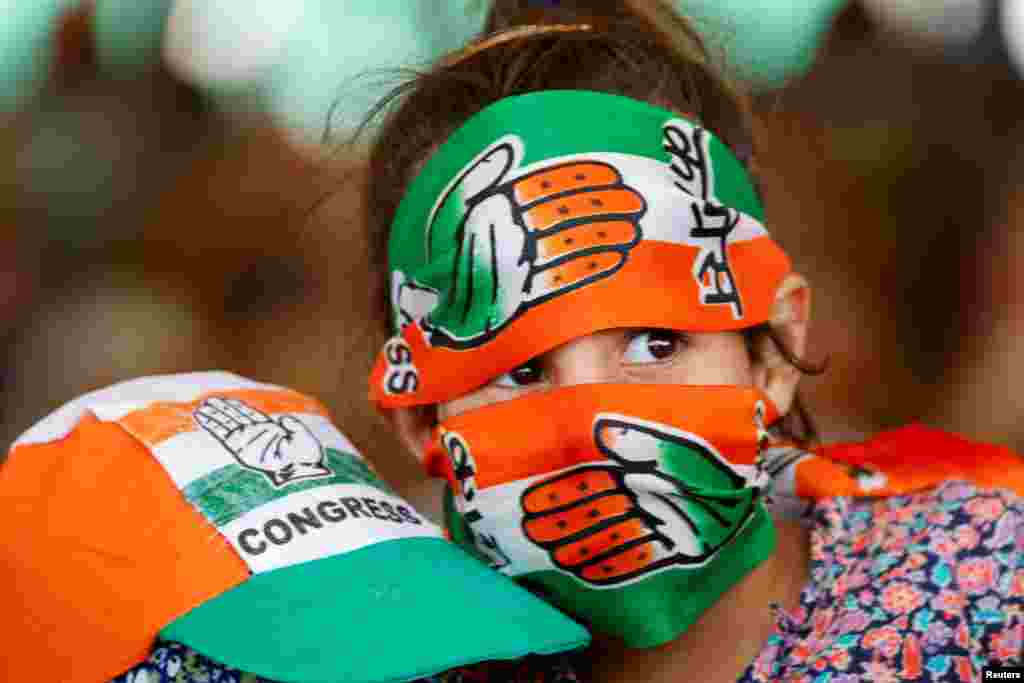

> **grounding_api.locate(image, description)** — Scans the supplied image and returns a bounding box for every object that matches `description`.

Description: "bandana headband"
[371,90,791,408]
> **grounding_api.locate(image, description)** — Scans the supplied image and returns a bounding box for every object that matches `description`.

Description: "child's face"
[438,328,754,420]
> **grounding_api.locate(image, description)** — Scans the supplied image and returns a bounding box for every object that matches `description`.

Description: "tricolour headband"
[370,90,791,408]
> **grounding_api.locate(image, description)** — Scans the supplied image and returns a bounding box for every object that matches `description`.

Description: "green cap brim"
[161,536,590,683]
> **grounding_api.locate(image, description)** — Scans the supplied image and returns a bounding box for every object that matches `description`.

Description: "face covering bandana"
[370,90,791,408]
[425,383,777,648]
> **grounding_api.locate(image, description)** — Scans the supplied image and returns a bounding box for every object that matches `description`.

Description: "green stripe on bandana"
[387,90,763,337]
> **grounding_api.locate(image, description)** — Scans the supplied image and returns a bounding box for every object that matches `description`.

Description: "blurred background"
[3,0,1024,514]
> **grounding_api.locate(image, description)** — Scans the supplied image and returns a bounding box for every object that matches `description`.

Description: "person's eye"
[623,329,687,364]
[493,359,545,388]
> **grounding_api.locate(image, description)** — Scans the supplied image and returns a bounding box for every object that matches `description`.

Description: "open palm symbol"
[422,141,646,348]
[520,416,760,585]
[194,397,331,487]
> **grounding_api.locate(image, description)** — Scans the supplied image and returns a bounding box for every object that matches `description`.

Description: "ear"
[751,273,812,416]
[387,405,438,464]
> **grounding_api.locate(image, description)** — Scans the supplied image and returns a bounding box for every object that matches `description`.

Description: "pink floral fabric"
[740,481,1024,682]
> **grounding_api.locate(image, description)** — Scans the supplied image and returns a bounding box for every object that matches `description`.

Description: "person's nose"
[546,333,621,386]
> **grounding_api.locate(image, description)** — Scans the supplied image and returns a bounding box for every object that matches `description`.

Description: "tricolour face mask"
[426,383,777,648]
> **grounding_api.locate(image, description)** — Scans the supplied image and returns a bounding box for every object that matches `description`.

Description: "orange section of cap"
[426,383,773,490]
[0,413,249,683]
[371,235,790,408]
[119,388,328,446]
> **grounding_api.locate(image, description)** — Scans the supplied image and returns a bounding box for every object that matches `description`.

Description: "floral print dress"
[109,641,583,683]
[739,481,1024,682]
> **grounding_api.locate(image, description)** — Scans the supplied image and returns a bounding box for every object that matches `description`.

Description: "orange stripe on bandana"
[426,384,774,490]
[372,237,789,408]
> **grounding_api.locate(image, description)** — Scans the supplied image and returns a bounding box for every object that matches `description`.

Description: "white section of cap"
[221,482,442,574]
[150,412,356,489]
[301,415,360,461]
[163,0,309,87]
[1004,0,1024,76]
[11,371,282,448]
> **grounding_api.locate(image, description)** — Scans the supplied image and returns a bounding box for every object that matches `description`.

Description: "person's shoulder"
[818,424,1019,465]
[814,424,1024,500]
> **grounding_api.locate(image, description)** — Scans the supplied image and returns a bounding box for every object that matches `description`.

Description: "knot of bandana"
[370,90,791,409]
